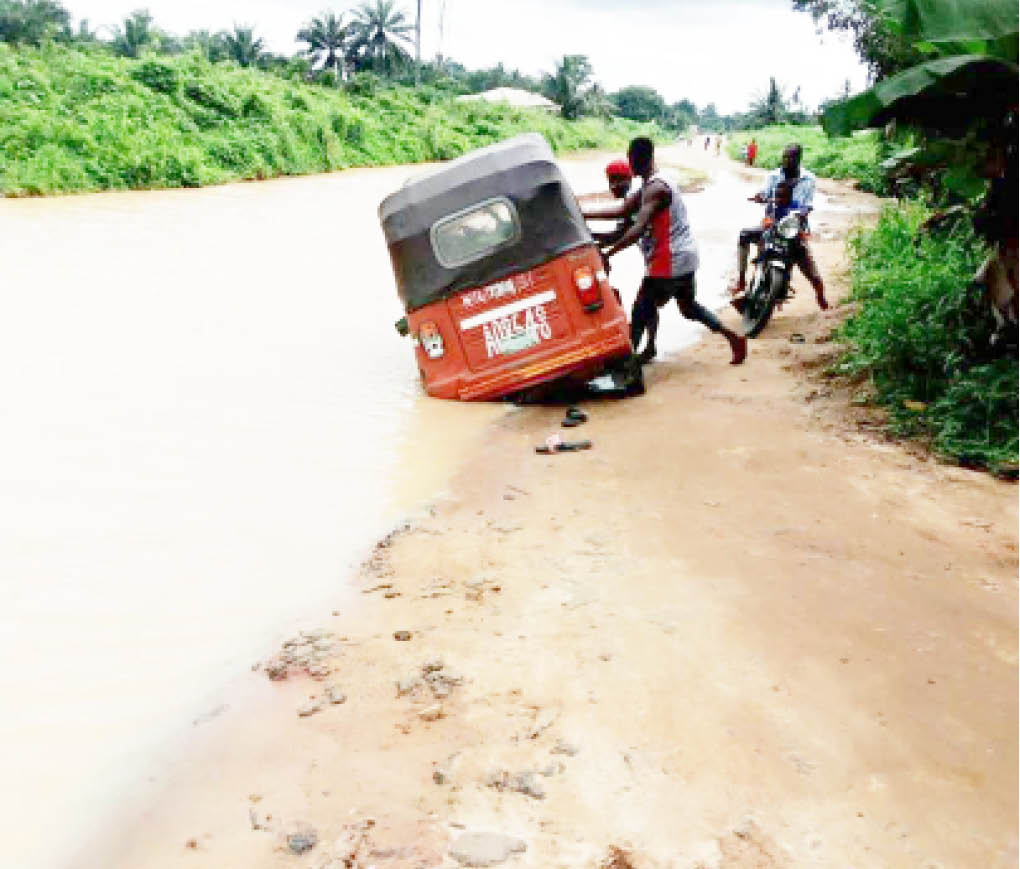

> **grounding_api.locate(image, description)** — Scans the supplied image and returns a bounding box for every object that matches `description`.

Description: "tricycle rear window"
[430,198,520,269]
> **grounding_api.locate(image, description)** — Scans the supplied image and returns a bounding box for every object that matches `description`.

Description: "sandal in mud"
[561,406,588,428]
[535,439,592,454]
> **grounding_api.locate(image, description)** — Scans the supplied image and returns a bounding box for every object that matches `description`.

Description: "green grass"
[0,43,664,195]
[726,124,885,193]
[836,200,1017,471]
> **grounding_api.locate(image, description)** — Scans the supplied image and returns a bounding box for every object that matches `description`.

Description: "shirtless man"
[583,137,747,365]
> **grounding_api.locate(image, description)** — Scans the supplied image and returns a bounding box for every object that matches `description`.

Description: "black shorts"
[637,274,696,308]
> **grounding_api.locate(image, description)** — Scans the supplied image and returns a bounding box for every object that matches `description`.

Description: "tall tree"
[184,29,228,62]
[0,0,70,44]
[756,76,788,125]
[297,12,349,83]
[612,85,667,123]
[792,0,927,78]
[348,0,414,75]
[110,8,154,58]
[584,82,614,119]
[542,54,593,120]
[223,25,265,67]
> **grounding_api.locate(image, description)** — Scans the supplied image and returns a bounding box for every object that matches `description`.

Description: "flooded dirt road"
[81,150,1017,869]
[0,145,772,867]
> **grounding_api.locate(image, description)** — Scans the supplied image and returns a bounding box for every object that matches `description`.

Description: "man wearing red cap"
[590,160,634,248]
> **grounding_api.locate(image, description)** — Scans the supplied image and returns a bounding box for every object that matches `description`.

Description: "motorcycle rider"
[730,143,829,311]
[582,136,747,365]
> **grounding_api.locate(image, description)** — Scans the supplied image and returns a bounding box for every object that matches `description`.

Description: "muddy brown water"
[0,147,846,866]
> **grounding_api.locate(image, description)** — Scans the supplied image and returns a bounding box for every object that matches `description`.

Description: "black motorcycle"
[742,201,812,338]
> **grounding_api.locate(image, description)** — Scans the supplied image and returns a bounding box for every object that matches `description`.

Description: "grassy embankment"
[839,203,1017,471]
[726,124,884,193]
[0,43,662,196]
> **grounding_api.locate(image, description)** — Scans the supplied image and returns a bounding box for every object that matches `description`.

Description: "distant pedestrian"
[747,138,758,167]
[704,136,710,150]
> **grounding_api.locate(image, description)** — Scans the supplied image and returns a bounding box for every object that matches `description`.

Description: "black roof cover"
[379,133,592,313]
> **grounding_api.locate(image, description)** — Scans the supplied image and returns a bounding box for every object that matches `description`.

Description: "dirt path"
[87,154,1017,868]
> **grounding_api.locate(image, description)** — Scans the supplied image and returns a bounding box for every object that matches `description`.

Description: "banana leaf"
[878,0,1019,47]
[878,0,1018,63]
[822,54,1018,136]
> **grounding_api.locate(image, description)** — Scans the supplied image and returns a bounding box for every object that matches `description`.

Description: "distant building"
[455,87,557,112]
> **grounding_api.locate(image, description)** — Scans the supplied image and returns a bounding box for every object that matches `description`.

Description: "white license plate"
[495,329,540,356]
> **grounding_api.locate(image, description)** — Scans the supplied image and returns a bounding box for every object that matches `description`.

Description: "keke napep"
[379,133,634,401]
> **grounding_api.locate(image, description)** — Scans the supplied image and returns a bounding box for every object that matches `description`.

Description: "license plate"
[495,328,540,356]
[460,290,557,360]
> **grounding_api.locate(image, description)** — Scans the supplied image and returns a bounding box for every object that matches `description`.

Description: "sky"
[61,0,871,114]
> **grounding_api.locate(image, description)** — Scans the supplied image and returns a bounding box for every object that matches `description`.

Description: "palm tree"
[223,25,264,67]
[543,55,593,120]
[110,8,153,58]
[185,29,228,62]
[584,82,614,119]
[348,0,414,76]
[297,12,349,84]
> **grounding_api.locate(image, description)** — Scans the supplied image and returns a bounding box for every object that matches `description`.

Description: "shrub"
[131,59,178,95]
[727,125,885,192]
[837,201,1017,470]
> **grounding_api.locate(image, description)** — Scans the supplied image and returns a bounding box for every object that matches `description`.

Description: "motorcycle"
[741,198,813,338]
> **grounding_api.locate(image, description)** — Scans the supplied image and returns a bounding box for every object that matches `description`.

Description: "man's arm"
[603,182,669,260]
[591,224,628,247]
[753,172,777,203]
[581,188,641,221]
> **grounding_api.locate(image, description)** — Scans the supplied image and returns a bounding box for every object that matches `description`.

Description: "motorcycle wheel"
[742,265,782,339]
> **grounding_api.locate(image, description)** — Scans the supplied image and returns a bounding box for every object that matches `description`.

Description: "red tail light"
[573,266,603,312]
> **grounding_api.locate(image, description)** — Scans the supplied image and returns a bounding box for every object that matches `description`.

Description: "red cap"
[605,159,632,179]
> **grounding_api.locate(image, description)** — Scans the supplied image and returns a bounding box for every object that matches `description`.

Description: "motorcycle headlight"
[777,214,800,240]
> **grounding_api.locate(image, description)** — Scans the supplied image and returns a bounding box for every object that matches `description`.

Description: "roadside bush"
[131,59,178,95]
[727,124,885,193]
[836,200,1017,470]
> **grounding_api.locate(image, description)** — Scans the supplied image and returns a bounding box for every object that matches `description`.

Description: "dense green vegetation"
[0,44,661,195]
[837,202,1017,471]
[725,124,885,192]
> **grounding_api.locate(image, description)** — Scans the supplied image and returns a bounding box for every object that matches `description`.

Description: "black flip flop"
[565,407,588,422]
[535,439,592,454]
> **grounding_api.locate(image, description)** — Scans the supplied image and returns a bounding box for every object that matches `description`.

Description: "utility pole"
[437,0,446,72]
[415,0,422,86]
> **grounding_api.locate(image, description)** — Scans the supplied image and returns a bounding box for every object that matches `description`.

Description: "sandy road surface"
[87,151,1017,868]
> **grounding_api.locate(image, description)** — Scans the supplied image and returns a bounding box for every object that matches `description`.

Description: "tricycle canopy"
[378,133,592,313]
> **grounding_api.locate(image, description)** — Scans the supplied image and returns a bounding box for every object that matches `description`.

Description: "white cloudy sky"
[61,0,870,113]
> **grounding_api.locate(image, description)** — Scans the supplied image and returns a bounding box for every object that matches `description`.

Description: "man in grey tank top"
[582,137,747,365]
